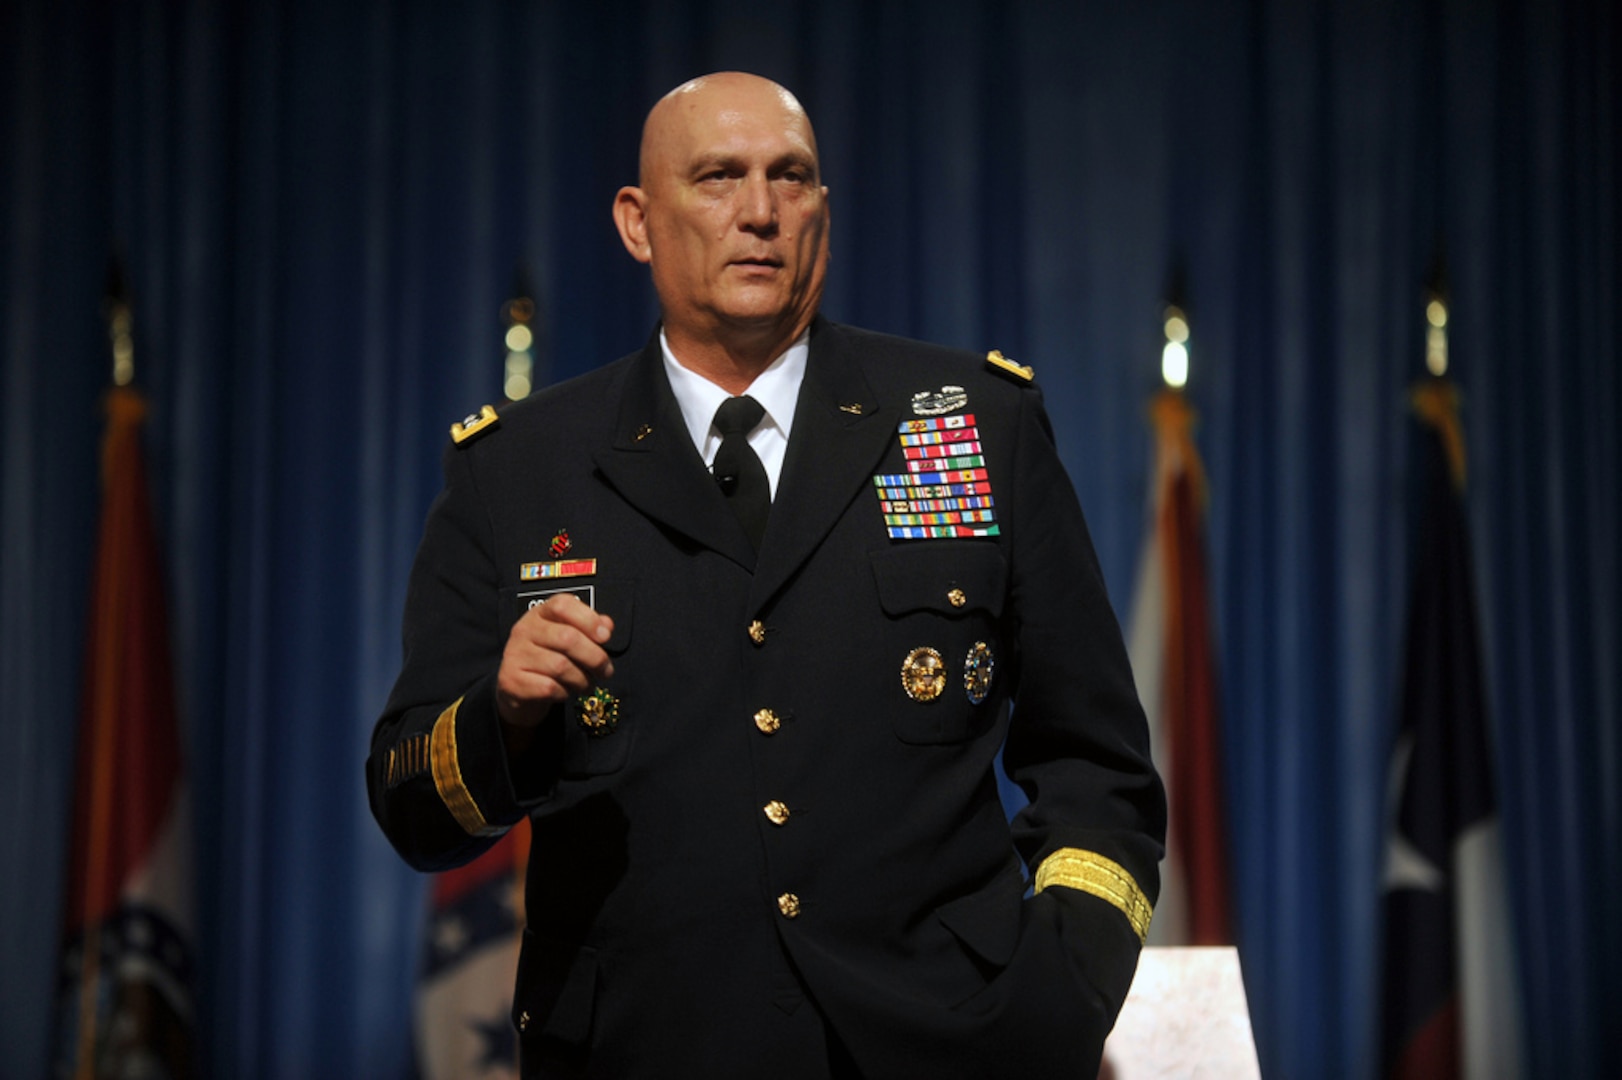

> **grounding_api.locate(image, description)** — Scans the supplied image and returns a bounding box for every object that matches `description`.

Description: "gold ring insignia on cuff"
[430,697,502,837]
[1033,847,1153,945]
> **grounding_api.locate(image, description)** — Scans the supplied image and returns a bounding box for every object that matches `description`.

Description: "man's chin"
[712,294,803,330]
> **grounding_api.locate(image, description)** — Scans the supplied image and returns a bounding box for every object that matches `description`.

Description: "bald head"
[613,72,831,388]
[639,73,819,188]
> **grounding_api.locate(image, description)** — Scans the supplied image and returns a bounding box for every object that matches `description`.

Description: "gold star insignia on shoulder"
[450,404,499,445]
[985,349,1034,384]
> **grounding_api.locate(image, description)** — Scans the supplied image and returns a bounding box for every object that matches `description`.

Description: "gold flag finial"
[105,255,135,387]
[1410,379,1466,492]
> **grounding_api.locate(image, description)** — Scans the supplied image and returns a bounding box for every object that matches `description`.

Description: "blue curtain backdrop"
[3,1,1617,1076]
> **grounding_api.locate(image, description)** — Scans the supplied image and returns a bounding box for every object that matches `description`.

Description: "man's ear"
[613,186,653,264]
[821,186,832,265]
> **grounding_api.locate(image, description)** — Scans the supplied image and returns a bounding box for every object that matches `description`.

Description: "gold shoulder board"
[985,349,1034,384]
[450,404,499,445]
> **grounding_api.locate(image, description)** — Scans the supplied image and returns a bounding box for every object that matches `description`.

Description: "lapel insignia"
[871,413,1000,539]
[634,423,654,442]
[911,385,967,416]
[549,529,572,558]
[520,558,597,581]
[838,402,864,415]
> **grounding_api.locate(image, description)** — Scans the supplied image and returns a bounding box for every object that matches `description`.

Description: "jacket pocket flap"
[870,544,1007,618]
[512,930,597,1045]
[935,864,1025,967]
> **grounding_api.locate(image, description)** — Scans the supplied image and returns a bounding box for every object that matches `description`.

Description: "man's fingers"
[495,598,617,727]
[532,592,615,645]
[512,612,615,679]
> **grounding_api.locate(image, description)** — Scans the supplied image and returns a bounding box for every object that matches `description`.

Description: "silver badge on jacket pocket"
[963,641,995,705]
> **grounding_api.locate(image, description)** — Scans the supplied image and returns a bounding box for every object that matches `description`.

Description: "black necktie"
[712,395,770,549]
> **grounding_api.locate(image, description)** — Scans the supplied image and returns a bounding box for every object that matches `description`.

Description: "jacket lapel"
[592,335,758,572]
[749,322,899,608]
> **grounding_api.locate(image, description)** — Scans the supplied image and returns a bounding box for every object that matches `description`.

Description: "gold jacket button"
[748,619,767,645]
[777,892,801,918]
[754,708,782,734]
[763,800,790,825]
[947,587,967,608]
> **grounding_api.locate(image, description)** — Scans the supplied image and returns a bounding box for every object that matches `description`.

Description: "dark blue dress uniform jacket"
[368,319,1167,1078]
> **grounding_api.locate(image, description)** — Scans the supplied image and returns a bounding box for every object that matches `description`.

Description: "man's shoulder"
[820,320,976,365]
[818,320,1038,407]
[441,347,643,456]
[508,352,639,423]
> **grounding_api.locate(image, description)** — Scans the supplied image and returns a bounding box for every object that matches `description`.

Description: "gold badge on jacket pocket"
[901,646,947,703]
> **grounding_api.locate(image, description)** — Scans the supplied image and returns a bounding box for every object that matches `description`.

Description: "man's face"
[621,76,830,346]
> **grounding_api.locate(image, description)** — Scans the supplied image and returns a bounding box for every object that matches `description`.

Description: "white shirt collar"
[661,321,807,450]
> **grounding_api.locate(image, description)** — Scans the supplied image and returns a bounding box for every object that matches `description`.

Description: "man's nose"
[736,173,778,234]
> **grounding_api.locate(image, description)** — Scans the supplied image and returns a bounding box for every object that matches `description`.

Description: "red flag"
[55,386,195,1079]
[1126,389,1232,945]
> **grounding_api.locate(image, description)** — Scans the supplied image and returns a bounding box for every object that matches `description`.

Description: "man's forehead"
[682,107,816,155]
[670,94,808,140]
[643,73,818,171]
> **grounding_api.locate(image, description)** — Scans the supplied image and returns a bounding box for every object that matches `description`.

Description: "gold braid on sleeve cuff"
[1033,848,1153,945]
[430,697,504,837]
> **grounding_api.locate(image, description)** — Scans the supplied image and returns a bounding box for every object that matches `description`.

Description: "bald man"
[369,73,1165,1079]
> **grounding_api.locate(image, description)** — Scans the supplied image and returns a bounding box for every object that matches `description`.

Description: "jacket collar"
[591,319,899,595]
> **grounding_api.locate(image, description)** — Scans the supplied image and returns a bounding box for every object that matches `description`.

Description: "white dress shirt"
[660,328,809,500]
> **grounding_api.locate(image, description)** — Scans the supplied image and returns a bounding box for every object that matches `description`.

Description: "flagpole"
[1129,289,1233,948]
[74,260,141,1079]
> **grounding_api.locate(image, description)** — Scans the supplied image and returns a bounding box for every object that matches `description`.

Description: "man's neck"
[662,319,813,396]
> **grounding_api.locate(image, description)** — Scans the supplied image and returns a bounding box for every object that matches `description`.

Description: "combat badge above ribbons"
[911,385,968,416]
[872,394,1001,540]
